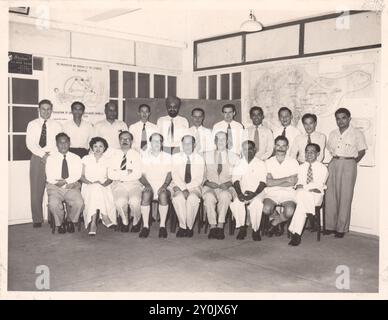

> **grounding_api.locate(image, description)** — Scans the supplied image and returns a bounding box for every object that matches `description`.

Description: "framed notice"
[8,52,33,75]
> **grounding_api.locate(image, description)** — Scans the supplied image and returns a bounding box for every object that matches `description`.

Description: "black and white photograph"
[1,0,388,300]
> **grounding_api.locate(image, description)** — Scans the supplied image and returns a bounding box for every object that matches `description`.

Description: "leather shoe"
[33,222,42,228]
[208,228,216,239]
[252,230,262,241]
[121,224,130,232]
[176,227,186,238]
[139,227,150,238]
[66,221,75,233]
[216,228,225,240]
[159,227,168,238]
[57,225,66,234]
[335,232,345,238]
[131,223,141,233]
[186,229,194,238]
[323,229,336,235]
[288,233,301,246]
[236,226,247,240]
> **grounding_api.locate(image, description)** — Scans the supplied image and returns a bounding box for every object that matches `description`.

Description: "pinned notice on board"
[8,52,33,75]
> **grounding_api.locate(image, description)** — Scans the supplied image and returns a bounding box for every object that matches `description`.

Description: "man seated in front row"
[288,143,328,246]
[46,132,84,234]
[263,136,299,236]
[171,134,205,238]
[139,133,172,239]
[108,131,142,232]
[230,140,267,241]
[202,131,239,240]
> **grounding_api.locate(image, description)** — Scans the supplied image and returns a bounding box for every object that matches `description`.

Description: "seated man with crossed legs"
[139,133,172,238]
[288,143,328,246]
[171,134,205,238]
[230,140,267,241]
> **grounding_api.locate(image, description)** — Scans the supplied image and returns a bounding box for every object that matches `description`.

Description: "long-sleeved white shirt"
[128,120,158,152]
[107,148,142,182]
[189,125,215,154]
[63,119,94,149]
[296,161,328,193]
[290,131,326,163]
[26,118,63,158]
[94,119,128,150]
[243,124,274,161]
[157,115,189,148]
[273,125,302,155]
[212,120,244,155]
[46,151,82,185]
[171,152,205,191]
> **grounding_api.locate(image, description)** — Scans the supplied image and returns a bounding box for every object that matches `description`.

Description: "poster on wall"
[47,58,109,125]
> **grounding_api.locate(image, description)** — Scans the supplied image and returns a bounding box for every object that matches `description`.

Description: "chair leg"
[316,207,321,242]
[50,210,55,234]
[169,203,177,233]
[197,201,203,234]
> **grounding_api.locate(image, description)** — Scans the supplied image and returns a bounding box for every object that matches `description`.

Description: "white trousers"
[203,188,233,226]
[111,181,142,225]
[288,189,323,235]
[172,189,201,229]
[229,193,264,231]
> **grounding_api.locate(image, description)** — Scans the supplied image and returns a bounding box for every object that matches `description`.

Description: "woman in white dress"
[80,137,116,236]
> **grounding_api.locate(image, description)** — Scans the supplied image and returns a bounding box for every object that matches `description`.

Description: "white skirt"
[81,183,117,228]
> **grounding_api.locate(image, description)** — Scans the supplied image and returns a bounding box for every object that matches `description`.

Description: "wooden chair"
[48,201,84,234]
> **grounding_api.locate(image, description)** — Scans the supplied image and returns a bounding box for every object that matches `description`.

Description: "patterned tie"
[307,133,311,145]
[281,126,286,137]
[306,163,313,184]
[61,154,69,179]
[39,120,47,148]
[184,155,191,183]
[140,123,147,150]
[226,123,233,150]
[254,126,260,151]
[168,119,174,143]
[217,151,223,175]
[120,153,127,170]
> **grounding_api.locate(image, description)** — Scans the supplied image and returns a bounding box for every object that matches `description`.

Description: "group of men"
[26,95,367,246]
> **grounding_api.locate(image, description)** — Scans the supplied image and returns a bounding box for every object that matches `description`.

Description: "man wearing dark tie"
[171,134,205,237]
[45,133,84,234]
[128,104,158,152]
[26,99,62,227]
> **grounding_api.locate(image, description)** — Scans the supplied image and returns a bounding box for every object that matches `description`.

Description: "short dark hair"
[39,99,53,108]
[249,106,264,116]
[305,143,320,153]
[302,113,317,123]
[241,140,256,149]
[55,132,70,142]
[89,136,108,151]
[149,132,164,143]
[335,108,351,118]
[181,134,196,145]
[274,135,289,146]
[118,130,133,140]
[166,96,181,106]
[105,101,117,110]
[191,107,205,116]
[222,103,236,113]
[71,101,85,112]
[138,104,151,112]
[278,107,292,117]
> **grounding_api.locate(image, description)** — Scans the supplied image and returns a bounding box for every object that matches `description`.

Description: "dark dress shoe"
[252,230,262,241]
[186,229,194,238]
[57,225,66,234]
[131,223,141,233]
[335,232,345,238]
[176,227,186,238]
[66,221,75,233]
[33,222,42,228]
[236,226,247,240]
[288,233,301,246]
[139,227,150,238]
[121,225,130,232]
[217,228,225,240]
[323,229,336,235]
[208,228,216,239]
[159,227,168,238]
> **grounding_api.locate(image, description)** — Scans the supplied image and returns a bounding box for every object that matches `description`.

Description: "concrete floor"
[7,223,378,292]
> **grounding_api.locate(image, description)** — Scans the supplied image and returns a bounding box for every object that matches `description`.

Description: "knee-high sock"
[159,205,168,228]
[141,205,150,228]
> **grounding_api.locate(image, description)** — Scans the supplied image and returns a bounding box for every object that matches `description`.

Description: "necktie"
[281,126,286,137]
[168,119,174,142]
[307,133,312,145]
[217,151,223,175]
[184,156,191,183]
[140,123,147,150]
[39,120,47,148]
[226,124,233,150]
[61,154,69,179]
[120,153,127,170]
[306,163,314,184]
[254,126,260,151]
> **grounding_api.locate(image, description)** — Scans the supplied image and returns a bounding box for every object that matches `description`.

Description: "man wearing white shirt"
[26,99,62,227]
[202,131,239,240]
[139,133,172,239]
[244,106,274,161]
[63,101,94,158]
[288,143,328,246]
[171,135,205,238]
[46,133,84,234]
[230,140,267,241]
[263,136,299,236]
[157,96,189,155]
[189,108,214,154]
[108,131,143,232]
[212,104,244,155]
[94,102,128,152]
[128,104,158,152]
[272,107,302,155]
[290,113,326,163]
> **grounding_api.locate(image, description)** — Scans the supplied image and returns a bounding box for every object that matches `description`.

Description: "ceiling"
[11,2,335,45]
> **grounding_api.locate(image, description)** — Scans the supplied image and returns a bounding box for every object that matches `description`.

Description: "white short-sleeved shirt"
[82,154,110,183]
[94,119,128,150]
[232,157,267,193]
[141,150,172,192]
[63,119,94,149]
[265,156,299,192]
[327,125,367,158]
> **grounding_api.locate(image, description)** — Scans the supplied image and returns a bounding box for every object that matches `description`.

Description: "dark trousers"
[30,154,46,223]
[69,148,89,158]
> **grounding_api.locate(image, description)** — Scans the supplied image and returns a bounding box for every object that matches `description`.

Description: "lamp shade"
[240,10,263,32]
